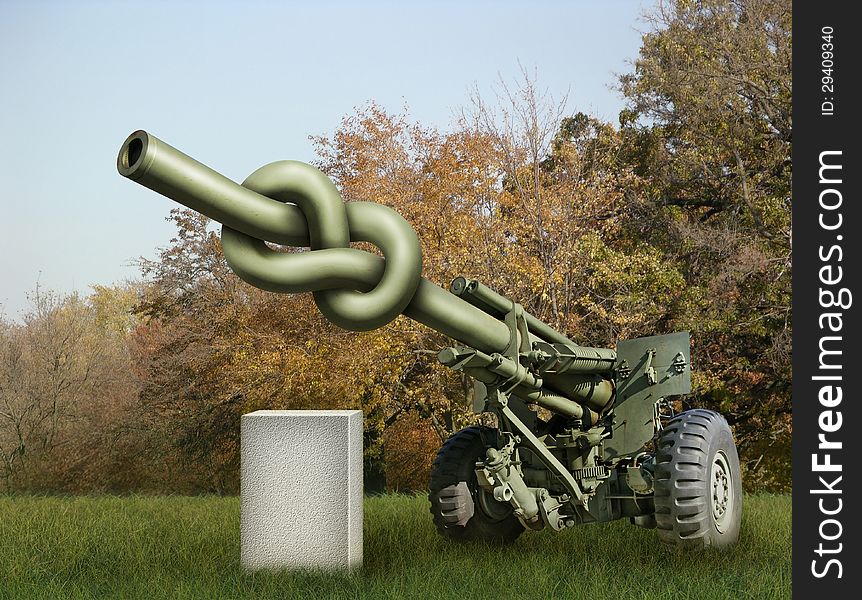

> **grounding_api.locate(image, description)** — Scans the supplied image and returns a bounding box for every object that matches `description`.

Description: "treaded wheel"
[428,426,525,544]
[653,409,742,548]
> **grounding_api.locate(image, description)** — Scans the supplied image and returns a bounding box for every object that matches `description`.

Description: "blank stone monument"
[240,410,363,570]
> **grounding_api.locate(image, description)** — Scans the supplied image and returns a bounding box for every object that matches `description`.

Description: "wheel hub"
[711,450,733,533]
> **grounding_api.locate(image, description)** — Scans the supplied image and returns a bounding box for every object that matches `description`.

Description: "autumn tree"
[464,75,687,344]
[0,285,139,492]
[618,0,792,488]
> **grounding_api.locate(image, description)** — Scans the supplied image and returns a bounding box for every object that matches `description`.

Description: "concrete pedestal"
[240,410,363,570]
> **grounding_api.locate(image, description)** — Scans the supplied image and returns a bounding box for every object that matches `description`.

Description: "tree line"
[0,0,791,493]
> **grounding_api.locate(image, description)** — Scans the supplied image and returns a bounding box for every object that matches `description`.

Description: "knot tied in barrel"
[118,130,422,331]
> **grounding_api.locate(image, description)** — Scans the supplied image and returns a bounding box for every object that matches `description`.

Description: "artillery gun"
[117,130,742,548]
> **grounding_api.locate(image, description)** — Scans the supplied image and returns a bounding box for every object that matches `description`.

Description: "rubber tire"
[428,426,525,544]
[653,409,742,548]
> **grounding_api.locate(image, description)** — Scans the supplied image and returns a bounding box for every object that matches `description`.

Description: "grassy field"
[0,493,790,600]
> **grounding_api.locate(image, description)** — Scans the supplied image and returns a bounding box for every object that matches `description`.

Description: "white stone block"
[240,410,363,570]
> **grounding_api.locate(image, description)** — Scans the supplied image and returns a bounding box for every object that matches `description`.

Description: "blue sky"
[0,0,654,318]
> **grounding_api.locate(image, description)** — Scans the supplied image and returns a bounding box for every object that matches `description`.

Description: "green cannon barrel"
[451,277,617,373]
[451,277,576,346]
[117,130,614,409]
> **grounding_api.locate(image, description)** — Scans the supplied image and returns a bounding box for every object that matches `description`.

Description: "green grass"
[0,494,790,600]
